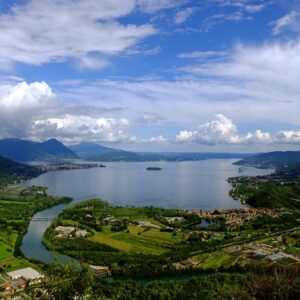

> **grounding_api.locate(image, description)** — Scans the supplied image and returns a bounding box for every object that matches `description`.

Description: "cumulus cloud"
[0,81,55,109]
[0,0,156,67]
[276,131,300,144]
[176,114,240,144]
[0,81,135,143]
[0,81,55,137]
[243,130,272,144]
[176,115,276,145]
[32,115,136,143]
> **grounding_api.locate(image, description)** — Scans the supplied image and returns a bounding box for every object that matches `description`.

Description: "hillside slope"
[0,138,77,162]
[0,155,42,185]
[235,151,300,169]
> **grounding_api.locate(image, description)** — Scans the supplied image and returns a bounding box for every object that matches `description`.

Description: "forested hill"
[0,138,77,162]
[235,151,300,169]
[0,155,42,185]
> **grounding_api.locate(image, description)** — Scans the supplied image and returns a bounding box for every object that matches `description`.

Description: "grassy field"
[191,250,237,269]
[0,230,18,260]
[88,225,182,255]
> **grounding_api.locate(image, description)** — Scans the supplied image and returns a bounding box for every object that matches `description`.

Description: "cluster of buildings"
[182,208,280,227]
[54,226,89,238]
[1,267,43,295]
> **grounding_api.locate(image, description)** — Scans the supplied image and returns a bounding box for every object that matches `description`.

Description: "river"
[20,159,273,264]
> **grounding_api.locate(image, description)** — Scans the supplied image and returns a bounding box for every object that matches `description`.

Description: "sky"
[0,0,300,152]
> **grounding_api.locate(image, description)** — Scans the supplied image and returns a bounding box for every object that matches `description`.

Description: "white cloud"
[243,130,272,144]
[177,50,228,59]
[174,7,196,24]
[148,135,169,144]
[137,0,186,14]
[276,131,300,144]
[0,81,55,109]
[0,0,156,67]
[272,11,300,35]
[245,4,265,13]
[32,115,136,143]
[0,81,55,137]
[176,114,240,144]
[176,115,273,145]
[76,56,110,71]
[0,81,135,143]
[202,11,252,31]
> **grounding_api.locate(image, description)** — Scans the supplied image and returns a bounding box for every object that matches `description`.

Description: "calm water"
[21,159,273,263]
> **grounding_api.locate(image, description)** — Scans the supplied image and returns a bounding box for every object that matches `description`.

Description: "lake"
[21,159,273,263]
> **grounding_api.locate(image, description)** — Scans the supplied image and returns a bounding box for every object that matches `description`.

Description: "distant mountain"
[0,138,77,162]
[0,155,42,184]
[69,142,122,155]
[234,151,300,169]
[70,142,249,162]
[69,142,141,161]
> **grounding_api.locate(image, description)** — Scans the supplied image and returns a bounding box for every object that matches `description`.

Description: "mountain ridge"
[234,150,300,169]
[0,138,77,162]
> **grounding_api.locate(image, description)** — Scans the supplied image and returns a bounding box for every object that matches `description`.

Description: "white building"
[7,267,43,282]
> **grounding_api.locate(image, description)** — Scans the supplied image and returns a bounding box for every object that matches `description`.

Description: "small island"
[146,167,162,171]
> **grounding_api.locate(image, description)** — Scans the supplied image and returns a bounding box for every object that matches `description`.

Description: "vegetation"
[26,263,300,300]
[0,185,71,272]
[230,178,300,209]
[0,155,42,187]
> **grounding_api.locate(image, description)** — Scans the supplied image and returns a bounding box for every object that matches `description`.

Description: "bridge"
[31,217,55,222]
[0,217,55,222]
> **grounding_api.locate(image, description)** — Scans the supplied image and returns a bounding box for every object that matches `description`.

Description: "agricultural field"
[88,224,183,255]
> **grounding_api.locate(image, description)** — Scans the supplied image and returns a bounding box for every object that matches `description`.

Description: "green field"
[0,230,17,260]
[191,250,238,269]
[88,225,181,255]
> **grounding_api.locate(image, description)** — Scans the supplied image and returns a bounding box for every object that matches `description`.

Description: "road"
[190,226,300,255]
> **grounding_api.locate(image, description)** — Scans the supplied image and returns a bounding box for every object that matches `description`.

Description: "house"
[7,267,44,283]
[179,260,192,267]
[137,221,160,229]
[75,229,89,237]
[1,282,14,293]
[89,265,112,278]
[55,226,75,237]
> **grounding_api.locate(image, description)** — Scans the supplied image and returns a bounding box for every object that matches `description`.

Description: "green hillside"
[235,151,300,169]
[0,155,42,186]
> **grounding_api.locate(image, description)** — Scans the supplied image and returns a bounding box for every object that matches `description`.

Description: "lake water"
[21,159,273,263]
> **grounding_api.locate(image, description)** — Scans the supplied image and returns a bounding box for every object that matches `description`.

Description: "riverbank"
[40,198,300,279]
[0,185,71,274]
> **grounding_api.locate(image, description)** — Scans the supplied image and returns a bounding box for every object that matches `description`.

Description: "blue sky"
[0,0,300,152]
